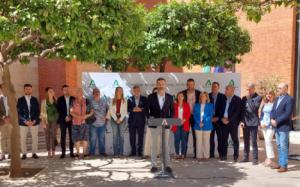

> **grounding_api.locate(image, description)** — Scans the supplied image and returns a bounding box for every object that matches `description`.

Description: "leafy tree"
[0,0,146,177]
[135,0,252,71]
[215,0,298,22]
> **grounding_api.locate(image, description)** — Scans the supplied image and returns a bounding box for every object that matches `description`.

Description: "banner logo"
[113,80,119,87]
[89,80,96,87]
[229,79,235,86]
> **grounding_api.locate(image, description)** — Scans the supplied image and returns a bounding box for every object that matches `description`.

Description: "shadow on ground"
[0,156,247,187]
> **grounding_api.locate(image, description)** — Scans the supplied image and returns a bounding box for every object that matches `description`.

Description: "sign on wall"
[82,72,241,155]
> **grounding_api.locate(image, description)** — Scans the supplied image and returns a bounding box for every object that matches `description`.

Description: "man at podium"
[147,77,174,173]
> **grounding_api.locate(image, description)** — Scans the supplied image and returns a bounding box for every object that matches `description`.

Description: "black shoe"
[210,155,215,158]
[21,154,27,160]
[220,157,227,161]
[100,153,108,157]
[137,153,143,157]
[32,154,39,159]
[150,166,158,173]
[240,158,250,163]
[233,157,238,162]
[7,155,11,159]
[60,154,65,159]
[83,154,89,159]
[70,153,75,158]
[252,160,259,165]
[165,166,173,173]
[193,155,196,159]
[129,153,136,157]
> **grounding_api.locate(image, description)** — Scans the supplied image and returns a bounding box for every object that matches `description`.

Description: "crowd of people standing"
[0,77,295,174]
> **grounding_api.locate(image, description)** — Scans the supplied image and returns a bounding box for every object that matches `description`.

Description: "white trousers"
[262,128,275,159]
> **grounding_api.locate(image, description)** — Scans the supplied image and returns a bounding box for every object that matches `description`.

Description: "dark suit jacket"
[209,92,227,122]
[221,95,242,127]
[241,93,262,127]
[127,95,148,127]
[147,92,174,128]
[270,94,294,132]
[57,95,75,124]
[182,89,201,104]
[17,96,40,126]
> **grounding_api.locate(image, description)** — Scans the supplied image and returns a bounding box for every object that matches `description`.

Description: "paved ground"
[0,140,300,187]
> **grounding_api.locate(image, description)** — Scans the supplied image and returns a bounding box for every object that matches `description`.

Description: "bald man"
[220,85,242,162]
[270,83,294,173]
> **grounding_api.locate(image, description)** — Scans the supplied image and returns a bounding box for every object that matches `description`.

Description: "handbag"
[86,99,96,124]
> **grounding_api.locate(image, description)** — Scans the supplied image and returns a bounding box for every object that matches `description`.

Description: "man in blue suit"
[128,85,148,157]
[17,84,40,160]
[209,82,226,158]
[270,83,294,173]
[220,85,242,162]
[147,78,174,173]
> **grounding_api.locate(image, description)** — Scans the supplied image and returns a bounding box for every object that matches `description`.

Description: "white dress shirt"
[200,104,205,122]
[65,96,70,115]
[25,95,31,116]
[157,93,165,110]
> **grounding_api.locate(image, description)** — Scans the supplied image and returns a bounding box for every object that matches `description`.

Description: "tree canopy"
[0,0,146,69]
[135,0,252,70]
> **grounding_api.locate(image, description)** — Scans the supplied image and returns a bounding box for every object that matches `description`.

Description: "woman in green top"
[41,87,59,158]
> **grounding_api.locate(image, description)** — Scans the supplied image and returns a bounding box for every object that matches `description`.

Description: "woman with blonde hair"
[107,86,128,157]
[260,90,276,166]
[193,92,213,160]
[40,87,59,158]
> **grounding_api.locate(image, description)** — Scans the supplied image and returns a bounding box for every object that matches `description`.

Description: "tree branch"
[40,44,64,57]
[4,32,38,55]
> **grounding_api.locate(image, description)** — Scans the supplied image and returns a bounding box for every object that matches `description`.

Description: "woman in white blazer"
[107,86,128,156]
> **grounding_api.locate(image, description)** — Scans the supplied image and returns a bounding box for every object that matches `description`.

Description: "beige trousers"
[0,123,12,154]
[143,126,161,156]
[20,125,39,154]
[195,130,211,159]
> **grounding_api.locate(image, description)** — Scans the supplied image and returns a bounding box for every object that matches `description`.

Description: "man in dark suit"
[17,84,40,160]
[57,85,75,159]
[240,83,262,165]
[270,83,294,173]
[181,78,201,158]
[209,82,226,158]
[220,85,242,162]
[148,78,174,173]
[128,85,148,157]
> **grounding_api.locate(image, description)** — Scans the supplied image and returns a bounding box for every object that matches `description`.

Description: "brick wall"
[236,7,295,96]
[38,58,67,100]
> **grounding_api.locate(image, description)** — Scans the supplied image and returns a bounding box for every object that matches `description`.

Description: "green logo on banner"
[113,80,119,87]
[205,80,212,87]
[89,80,96,87]
[229,80,235,86]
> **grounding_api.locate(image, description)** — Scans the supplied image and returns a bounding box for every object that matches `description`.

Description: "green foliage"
[0,0,146,71]
[215,0,297,23]
[135,0,252,69]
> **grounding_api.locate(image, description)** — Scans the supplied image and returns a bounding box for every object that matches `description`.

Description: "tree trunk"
[2,65,22,178]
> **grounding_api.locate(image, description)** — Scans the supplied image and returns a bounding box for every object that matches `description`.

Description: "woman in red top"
[172,92,191,159]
